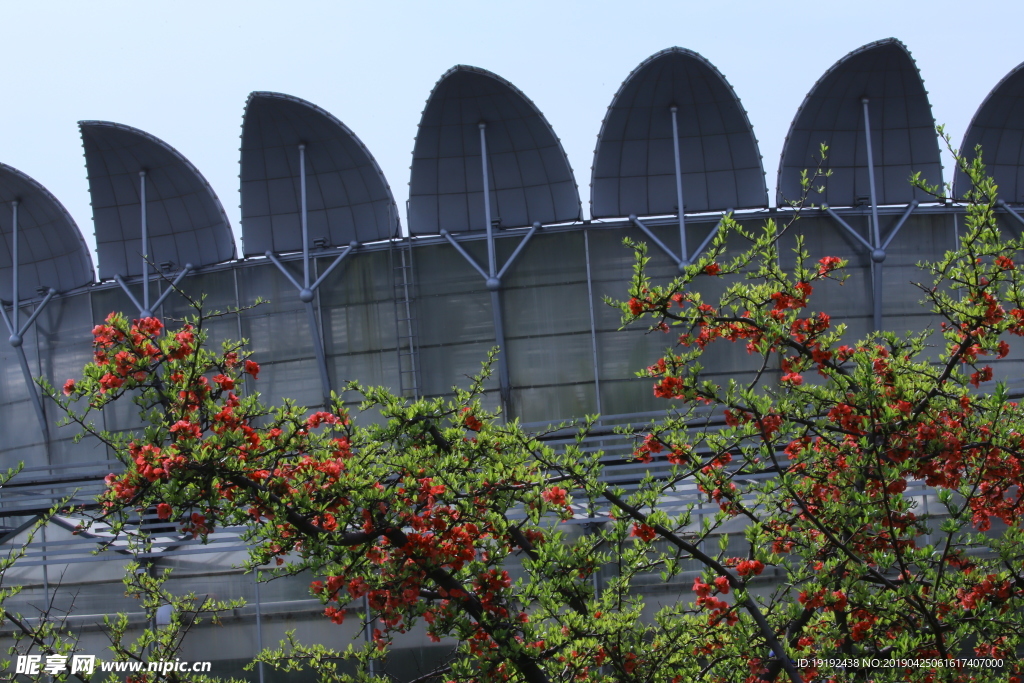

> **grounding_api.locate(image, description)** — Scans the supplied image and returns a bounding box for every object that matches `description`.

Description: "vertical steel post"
[862,98,884,330]
[584,230,602,414]
[11,201,18,332]
[305,300,332,407]
[490,289,511,410]
[253,572,265,683]
[861,98,882,250]
[363,594,377,676]
[140,171,149,315]
[670,106,688,263]
[4,199,47,435]
[479,121,510,411]
[299,144,309,290]
[479,123,496,278]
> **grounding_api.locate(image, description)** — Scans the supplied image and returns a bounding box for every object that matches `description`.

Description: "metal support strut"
[114,170,194,318]
[997,200,1024,229]
[440,120,543,416]
[862,97,885,331]
[819,97,918,331]
[823,200,917,331]
[625,105,727,274]
[669,105,688,263]
[264,143,358,408]
[2,200,55,435]
[629,212,730,271]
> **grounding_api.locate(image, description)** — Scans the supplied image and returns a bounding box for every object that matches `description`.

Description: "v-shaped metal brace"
[2,200,55,435]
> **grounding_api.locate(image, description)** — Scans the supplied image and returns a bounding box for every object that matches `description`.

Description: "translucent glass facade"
[3,38,1024,680]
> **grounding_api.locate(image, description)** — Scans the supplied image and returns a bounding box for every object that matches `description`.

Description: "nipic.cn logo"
[13,655,213,675]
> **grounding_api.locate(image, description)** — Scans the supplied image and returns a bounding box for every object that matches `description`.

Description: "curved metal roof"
[777,38,942,208]
[240,92,400,256]
[0,164,94,301]
[591,47,767,219]
[956,62,1024,202]
[408,65,582,235]
[80,121,235,281]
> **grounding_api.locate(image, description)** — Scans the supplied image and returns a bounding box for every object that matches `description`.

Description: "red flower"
[736,559,765,576]
[156,503,173,520]
[244,359,260,379]
[817,256,842,275]
[62,379,76,395]
[98,373,124,393]
[213,374,234,391]
[704,263,721,276]
[631,523,657,542]
[461,408,483,432]
[541,486,568,506]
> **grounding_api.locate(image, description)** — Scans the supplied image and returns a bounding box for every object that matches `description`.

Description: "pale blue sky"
[2,0,1020,257]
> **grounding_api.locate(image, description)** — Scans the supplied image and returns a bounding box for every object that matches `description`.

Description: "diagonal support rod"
[0,304,48,434]
[669,105,688,260]
[4,199,55,436]
[630,214,728,271]
[114,264,194,319]
[263,142,360,408]
[265,245,357,409]
[997,200,1024,229]
[441,223,542,413]
[823,201,919,331]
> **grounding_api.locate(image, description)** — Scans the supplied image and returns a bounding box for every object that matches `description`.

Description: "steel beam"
[440,222,543,417]
[630,215,683,267]
[0,303,47,434]
[689,212,730,263]
[479,123,496,279]
[881,201,918,251]
[300,144,310,290]
[440,231,489,280]
[148,265,194,311]
[823,207,875,252]
[140,171,150,315]
[3,200,52,436]
[669,106,688,262]
[998,200,1024,228]
[10,201,17,332]
[496,222,540,281]
[861,99,882,250]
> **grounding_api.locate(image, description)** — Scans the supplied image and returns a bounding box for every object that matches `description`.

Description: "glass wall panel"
[511,384,596,424]
[162,269,242,348]
[417,342,499,396]
[317,250,394,306]
[329,349,399,392]
[322,302,397,356]
[252,358,323,410]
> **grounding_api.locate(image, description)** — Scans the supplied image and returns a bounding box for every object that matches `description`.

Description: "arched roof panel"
[80,121,235,280]
[240,92,400,256]
[0,164,94,301]
[409,65,582,235]
[956,62,1024,202]
[777,38,942,207]
[591,47,767,218]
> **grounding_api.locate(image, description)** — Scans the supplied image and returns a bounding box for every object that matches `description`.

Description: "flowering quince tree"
[45,145,1024,683]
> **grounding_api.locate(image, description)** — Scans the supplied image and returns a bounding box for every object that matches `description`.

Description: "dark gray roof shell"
[0,164,94,302]
[408,65,582,235]
[241,92,400,256]
[591,47,767,219]
[80,121,236,281]
[956,62,1024,202]
[777,38,942,208]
